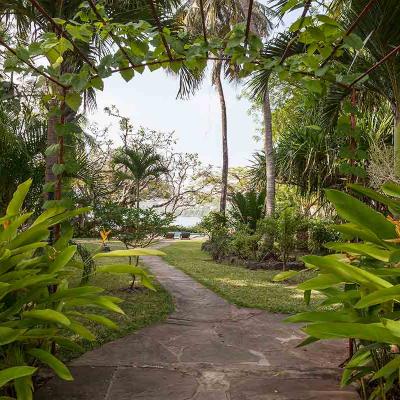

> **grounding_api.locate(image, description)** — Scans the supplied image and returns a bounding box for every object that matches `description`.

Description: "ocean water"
[174,216,201,227]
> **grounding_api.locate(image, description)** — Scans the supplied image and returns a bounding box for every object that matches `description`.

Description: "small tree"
[95,203,173,289]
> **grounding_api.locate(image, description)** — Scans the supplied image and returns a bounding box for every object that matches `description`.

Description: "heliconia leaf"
[28,349,73,381]
[22,309,71,327]
[53,337,84,353]
[325,189,396,240]
[341,349,371,386]
[32,207,66,227]
[48,246,77,274]
[97,264,148,275]
[272,270,300,282]
[355,285,400,309]
[304,322,400,344]
[382,181,400,198]
[302,255,392,289]
[93,249,165,259]
[0,327,26,345]
[70,312,118,330]
[324,242,391,262]
[68,321,96,341]
[14,375,33,400]
[0,366,37,388]
[49,286,104,301]
[285,310,359,323]
[372,356,400,380]
[298,274,343,290]
[9,242,47,256]
[333,223,390,248]
[6,179,32,217]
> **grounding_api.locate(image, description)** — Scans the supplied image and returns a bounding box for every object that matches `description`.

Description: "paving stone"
[39,242,359,399]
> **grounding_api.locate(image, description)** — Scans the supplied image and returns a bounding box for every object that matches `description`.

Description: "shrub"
[0,180,158,398]
[275,181,400,399]
[229,227,262,261]
[308,218,340,254]
[276,208,303,269]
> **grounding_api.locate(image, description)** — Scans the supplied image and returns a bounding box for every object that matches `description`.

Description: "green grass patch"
[163,241,323,314]
[62,239,174,360]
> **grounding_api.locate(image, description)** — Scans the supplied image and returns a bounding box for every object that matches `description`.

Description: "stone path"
[38,247,358,399]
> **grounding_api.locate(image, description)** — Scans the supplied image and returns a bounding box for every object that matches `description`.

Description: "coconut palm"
[112,146,169,210]
[175,0,275,215]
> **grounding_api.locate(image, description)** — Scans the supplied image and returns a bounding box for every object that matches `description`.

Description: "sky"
[89,8,299,168]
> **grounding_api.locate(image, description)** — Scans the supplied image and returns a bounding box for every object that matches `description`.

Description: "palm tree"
[112,146,169,210]
[176,0,275,214]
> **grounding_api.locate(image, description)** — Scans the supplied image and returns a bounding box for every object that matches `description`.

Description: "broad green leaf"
[304,322,400,344]
[49,286,104,301]
[53,337,84,353]
[303,79,323,94]
[120,68,134,82]
[343,33,364,50]
[48,246,77,273]
[342,348,371,386]
[382,181,400,198]
[285,310,358,323]
[324,242,390,262]
[0,367,37,389]
[45,144,60,157]
[28,349,73,381]
[272,270,300,282]
[372,356,400,380]
[6,179,32,217]
[333,223,389,248]
[348,184,400,214]
[68,312,118,330]
[0,327,26,345]
[9,242,47,256]
[325,189,396,239]
[22,309,71,326]
[298,274,343,290]
[52,163,65,176]
[32,207,66,226]
[68,321,96,341]
[355,285,400,308]
[65,92,82,112]
[14,375,33,400]
[90,76,104,91]
[64,296,125,314]
[303,255,392,289]
[97,264,148,275]
[94,249,165,259]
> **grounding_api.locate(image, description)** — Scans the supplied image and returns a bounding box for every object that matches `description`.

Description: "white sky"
[89,8,299,168]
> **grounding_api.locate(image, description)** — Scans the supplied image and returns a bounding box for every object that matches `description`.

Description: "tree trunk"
[45,102,58,201]
[394,107,400,177]
[262,85,275,216]
[214,61,229,214]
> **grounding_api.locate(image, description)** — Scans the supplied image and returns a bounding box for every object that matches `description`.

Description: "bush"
[308,218,340,254]
[276,208,303,269]
[229,227,262,261]
[0,180,156,397]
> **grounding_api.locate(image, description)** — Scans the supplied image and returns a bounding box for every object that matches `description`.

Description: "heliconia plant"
[0,179,163,399]
[273,181,400,399]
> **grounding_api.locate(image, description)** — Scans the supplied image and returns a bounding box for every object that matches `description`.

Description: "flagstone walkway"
[38,244,358,399]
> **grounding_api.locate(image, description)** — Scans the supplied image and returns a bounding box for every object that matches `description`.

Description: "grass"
[62,239,174,360]
[163,241,324,314]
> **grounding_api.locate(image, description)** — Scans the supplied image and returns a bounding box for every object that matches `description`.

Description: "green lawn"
[63,239,174,360]
[162,241,323,314]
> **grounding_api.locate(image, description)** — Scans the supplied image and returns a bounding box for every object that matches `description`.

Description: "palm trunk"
[214,61,229,214]
[394,107,400,177]
[263,85,275,216]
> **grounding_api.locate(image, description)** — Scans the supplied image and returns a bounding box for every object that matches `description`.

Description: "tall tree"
[176,0,274,214]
